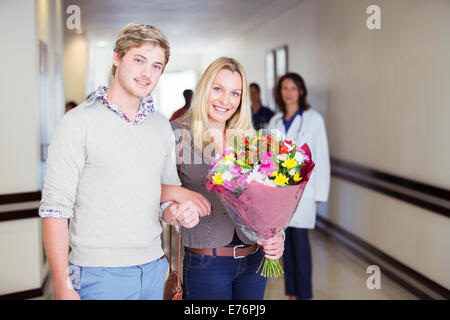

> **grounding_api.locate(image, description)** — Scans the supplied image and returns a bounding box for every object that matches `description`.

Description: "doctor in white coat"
[268,73,330,300]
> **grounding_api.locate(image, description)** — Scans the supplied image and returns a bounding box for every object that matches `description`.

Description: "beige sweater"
[39,101,181,267]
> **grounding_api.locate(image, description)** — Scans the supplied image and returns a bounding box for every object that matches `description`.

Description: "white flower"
[222,171,234,181]
[289,168,297,176]
[246,171,264,184]
[294,152,304,163]
[247,170,276,188]
[277,154,288,161]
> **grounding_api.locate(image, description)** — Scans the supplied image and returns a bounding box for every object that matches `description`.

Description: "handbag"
[163,124,186,300]
[163,224,183,300]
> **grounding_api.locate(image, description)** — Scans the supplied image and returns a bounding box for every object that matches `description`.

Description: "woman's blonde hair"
[180,57,254,151]
[111,23,170,81]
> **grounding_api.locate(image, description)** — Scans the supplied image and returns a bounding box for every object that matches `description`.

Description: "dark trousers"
[182,247,267,300]
[283,227,313,299]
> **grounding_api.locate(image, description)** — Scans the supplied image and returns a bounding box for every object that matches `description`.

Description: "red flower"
[279,144,290,154]
[280,140,294,154]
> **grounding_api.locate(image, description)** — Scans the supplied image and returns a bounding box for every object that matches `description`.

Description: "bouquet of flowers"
[206,130,315,278]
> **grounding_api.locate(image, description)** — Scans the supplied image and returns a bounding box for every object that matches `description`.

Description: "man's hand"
[177,188,211,217]
[55,287,81,300]
[176,201,201,228]
[162,203,180,226]
[161,185,211,217]
[257,233,284,260]
[162,201,200,229]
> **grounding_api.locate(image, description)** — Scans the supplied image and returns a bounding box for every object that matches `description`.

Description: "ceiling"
[63,0,303,53]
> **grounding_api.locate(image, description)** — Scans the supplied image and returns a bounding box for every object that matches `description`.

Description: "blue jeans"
[69,256,168,300]
[182,247,268,300]
[283,227,313,299]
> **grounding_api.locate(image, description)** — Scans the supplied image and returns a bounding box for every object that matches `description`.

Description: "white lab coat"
[268,109,330,229]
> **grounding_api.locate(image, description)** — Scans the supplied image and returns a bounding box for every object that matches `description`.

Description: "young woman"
[268,73,330,300]
[162,57,284,300]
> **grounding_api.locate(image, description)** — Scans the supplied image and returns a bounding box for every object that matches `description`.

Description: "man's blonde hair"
[111,23,170,80]
[179,57,254,151]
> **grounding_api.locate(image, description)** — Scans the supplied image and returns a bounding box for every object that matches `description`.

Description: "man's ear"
[113,51,121,67]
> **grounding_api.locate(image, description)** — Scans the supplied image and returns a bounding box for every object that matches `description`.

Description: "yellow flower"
[293,173,303,182]
[274,173,289,186]
[212,172,224,185]
[270,170,278,177]
[223,154,235,164]
[282,158,298,169]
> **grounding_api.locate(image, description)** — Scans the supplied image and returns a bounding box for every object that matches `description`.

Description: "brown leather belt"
[186,244,259,259]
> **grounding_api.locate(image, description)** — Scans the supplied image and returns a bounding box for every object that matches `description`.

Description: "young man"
[39,24,209,300]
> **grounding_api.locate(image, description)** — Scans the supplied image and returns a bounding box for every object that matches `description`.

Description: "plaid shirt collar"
[85,86,155,125]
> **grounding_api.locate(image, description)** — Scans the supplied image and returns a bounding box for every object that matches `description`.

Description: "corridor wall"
[200,0,450,290]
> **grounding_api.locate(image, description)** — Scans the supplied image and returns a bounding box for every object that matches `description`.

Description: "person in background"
[249,82,274,129]
[268,72,330,300]
[170,89,193,121]
[65,101,77,113]
[162,57,284,300]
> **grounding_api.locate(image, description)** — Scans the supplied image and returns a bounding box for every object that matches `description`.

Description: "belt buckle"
[233,244,245,259]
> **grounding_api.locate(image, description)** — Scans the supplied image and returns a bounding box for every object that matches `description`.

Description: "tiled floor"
[263,229,418,300]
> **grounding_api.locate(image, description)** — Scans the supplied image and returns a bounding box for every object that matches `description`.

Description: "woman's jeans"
[283,227,313,299]
[69,256,168,300]
[183,247,268,300]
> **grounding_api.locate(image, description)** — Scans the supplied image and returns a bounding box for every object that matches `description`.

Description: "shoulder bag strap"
[175,125,186,285]
[168,124,186,274]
